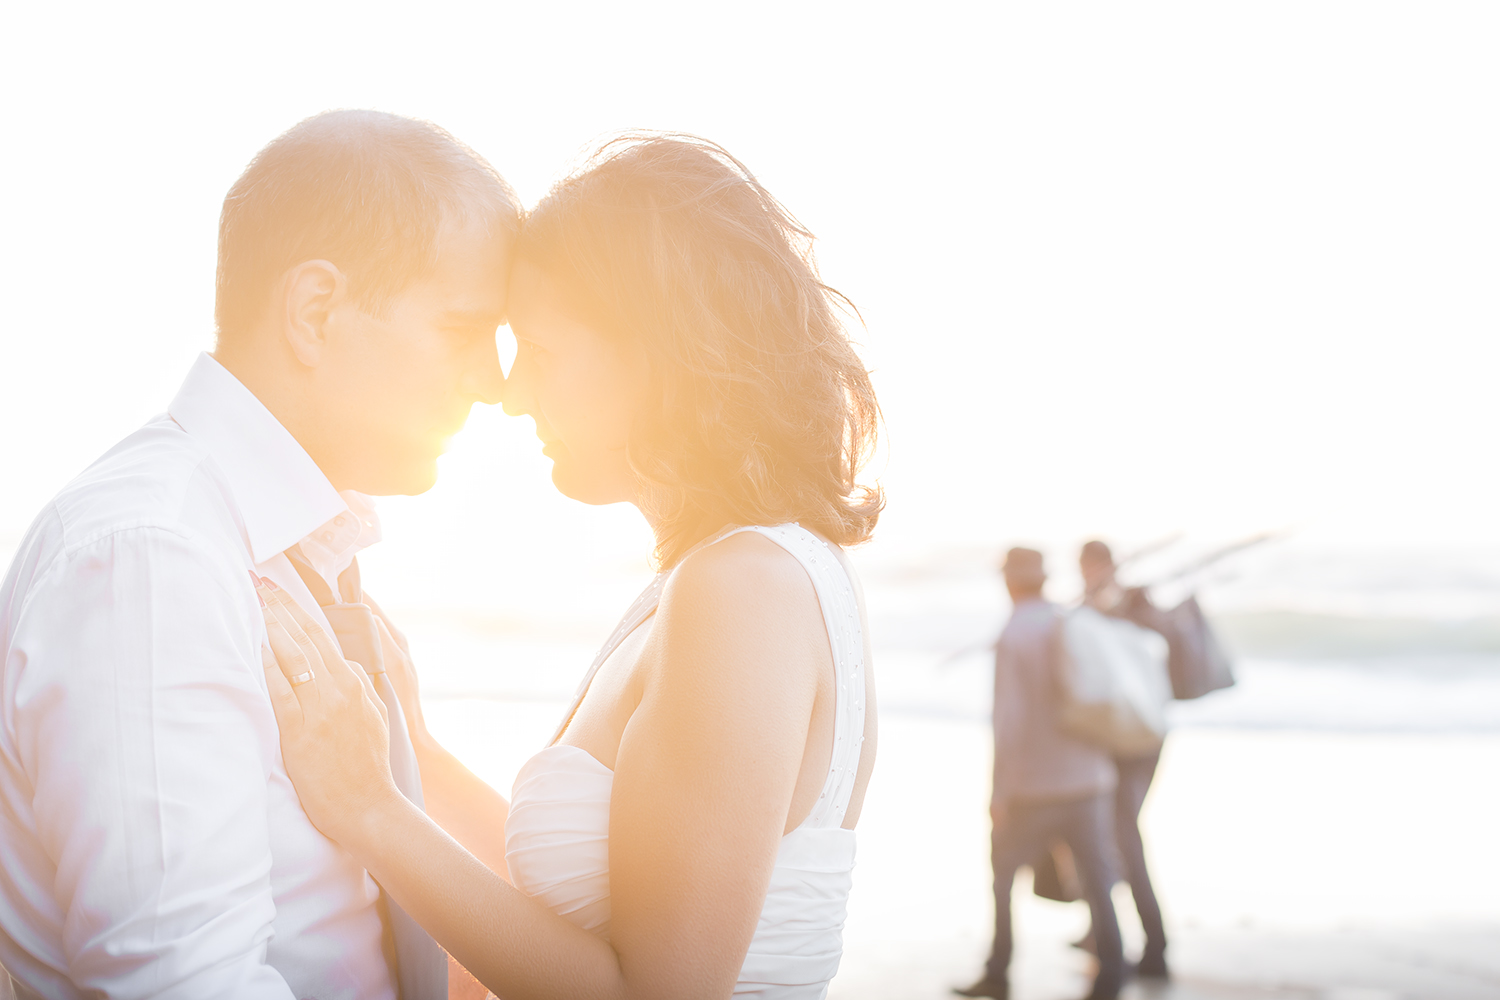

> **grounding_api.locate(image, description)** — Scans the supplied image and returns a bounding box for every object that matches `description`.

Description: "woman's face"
[502,260,652,506]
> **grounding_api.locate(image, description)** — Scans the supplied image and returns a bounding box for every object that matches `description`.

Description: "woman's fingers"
[252,576,388,734]
[373,615,408,676]
[374,615,422,734]
[262,643,303,729]
[322,652,390,730]
[351,655,390,729]
[261,580,378,703]
[258,578,343,675]
[363,591,409,653]
[262,602,323,704]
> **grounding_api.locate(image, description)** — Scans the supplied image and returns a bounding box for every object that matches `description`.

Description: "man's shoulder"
[36,416,236,558]
[997,599,1061,655]
[1005,599,1061,630]
[1,417,250,647]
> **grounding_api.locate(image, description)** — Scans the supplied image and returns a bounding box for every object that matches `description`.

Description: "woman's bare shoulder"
[663,530,817,613]
[651,530,826,682]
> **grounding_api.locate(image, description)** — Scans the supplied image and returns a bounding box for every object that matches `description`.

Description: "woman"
[257,134,883,1000]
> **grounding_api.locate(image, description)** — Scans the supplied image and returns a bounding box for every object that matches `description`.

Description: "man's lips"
[532,418,563,458]
[432,404,477,439]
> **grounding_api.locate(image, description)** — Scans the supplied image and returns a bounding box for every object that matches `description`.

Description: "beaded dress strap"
[547,525,744,747]
[744,525,866,829]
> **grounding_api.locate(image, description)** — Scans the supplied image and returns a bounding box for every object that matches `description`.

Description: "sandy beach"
[422,695,1500,1000]
[6,531,1499,1000]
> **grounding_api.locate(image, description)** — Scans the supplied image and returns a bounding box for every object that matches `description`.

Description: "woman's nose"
[501,360,533,417]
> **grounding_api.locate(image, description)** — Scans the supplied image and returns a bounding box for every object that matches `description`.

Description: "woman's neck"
[650,511,736,572]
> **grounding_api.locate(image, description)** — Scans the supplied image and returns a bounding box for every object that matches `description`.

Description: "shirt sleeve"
[11,525,296,999]
[991,638,1020,804]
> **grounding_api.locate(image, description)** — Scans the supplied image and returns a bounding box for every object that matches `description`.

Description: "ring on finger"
[290,670,315,686]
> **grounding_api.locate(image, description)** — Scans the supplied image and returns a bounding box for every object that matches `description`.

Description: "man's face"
[314,222,511,495]
[1002,569,1044,601]
[1080,555,1114,591]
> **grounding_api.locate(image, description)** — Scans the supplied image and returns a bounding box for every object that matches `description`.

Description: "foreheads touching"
[212,110,522,496]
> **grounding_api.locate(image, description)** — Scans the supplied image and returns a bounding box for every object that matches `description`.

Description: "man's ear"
[280,260,347,367]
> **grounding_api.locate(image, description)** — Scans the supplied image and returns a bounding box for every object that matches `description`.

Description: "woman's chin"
[549,462,631,507]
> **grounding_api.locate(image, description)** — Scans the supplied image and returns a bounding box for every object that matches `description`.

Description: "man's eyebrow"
[441,308,506,325]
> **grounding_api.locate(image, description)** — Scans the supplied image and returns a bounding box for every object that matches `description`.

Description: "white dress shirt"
[0,354,397,1000]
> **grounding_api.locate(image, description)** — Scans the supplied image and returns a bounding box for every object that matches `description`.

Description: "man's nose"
[466,338,506,405]
[501,360,532,417]
[500,378,526,416]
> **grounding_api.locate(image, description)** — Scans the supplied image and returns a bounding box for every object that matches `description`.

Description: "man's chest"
[261,749,392,997]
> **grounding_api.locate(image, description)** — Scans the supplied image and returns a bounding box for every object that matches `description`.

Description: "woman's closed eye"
[514,338,550,370]
[442,324,499,355]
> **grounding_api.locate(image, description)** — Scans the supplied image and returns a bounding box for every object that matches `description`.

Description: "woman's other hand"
[362,594,515,880]
[256,576,401,846]
[361,592,431,750]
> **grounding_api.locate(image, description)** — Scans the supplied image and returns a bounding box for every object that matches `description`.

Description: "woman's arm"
[350,795,631,1000]
[605,534,826,996]
[363,599,513,877]
[257,533,825,1000]
[260,586,630,999]
[410,727,513,879]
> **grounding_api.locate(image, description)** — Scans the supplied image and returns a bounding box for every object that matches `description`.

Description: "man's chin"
[348,458,441,497]
[396,465,441,496]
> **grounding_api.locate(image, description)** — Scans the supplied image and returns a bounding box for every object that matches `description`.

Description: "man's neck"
[212,345,347,492]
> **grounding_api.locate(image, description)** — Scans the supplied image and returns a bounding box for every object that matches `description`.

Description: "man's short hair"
[1080,539,1114,567]
[1001,547,1046,589]
[215,109,522,341]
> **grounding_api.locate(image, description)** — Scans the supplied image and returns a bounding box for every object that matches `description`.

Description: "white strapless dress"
[505,524,868,999]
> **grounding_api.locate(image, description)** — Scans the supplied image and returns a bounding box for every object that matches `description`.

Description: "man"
[955,548,1123,1000]
[1080,540,1169,979]
[0,111,519,999]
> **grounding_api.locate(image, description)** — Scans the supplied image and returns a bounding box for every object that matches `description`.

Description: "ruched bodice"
[505,524,868,999]
[506,746,617,939]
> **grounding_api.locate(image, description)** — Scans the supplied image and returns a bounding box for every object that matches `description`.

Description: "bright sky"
[2,2,1496,581]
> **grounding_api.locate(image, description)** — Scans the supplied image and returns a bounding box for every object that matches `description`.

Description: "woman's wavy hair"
[517,133,884,567]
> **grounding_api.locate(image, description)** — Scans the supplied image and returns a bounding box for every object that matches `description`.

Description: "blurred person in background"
[1080,540,1170,979]
[955,548,1123,1000]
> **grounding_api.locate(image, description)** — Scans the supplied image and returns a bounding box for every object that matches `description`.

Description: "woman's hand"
[256,576,402,847]
[360,592,434,752]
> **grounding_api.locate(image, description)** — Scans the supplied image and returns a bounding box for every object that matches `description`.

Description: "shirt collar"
[295,490,381,589]
[167,353,381,569]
